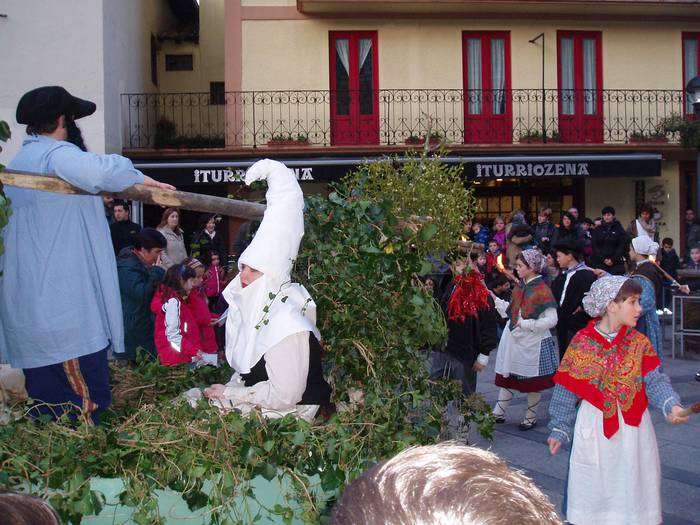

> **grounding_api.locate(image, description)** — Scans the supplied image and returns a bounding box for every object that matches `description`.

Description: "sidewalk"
[469,331,700,525]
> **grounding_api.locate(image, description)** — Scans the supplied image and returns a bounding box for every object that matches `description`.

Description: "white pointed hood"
[222,159,320,374]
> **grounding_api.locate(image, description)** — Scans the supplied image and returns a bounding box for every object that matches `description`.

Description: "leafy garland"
[0,153,491,524]
[0,121,12,257]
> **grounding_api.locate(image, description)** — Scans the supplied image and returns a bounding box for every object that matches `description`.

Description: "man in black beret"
[0,86,174,425]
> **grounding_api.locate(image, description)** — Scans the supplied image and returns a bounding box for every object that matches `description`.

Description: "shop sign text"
[475,162,590,178]
[193,167,314,183]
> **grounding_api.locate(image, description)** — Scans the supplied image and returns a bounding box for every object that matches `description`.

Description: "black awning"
[134,153,662,186]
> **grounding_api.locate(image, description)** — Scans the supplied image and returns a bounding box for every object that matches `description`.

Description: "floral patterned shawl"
[507,275,557,330]
[554,320,661,438]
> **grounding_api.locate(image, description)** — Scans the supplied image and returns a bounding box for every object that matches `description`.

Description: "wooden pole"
[0,169,265,220]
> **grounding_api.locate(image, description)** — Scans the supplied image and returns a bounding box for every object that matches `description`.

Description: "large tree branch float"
[0,169,265,220]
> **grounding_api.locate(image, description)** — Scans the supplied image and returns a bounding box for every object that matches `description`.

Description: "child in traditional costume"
[203,159,332,421]
[431,253,499,396]
[548,276,689,525]
[493,249,559,430]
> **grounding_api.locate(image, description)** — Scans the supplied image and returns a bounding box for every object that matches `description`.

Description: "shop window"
[210,82,225,105]
[165,54,193,71]
[683,33,700,114]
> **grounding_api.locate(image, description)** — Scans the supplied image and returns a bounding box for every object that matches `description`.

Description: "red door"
[330,31,379,145]
[463,31,512,144]
[557,31,603,143]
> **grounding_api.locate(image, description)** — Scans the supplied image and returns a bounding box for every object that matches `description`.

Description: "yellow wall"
[240,19,700,91]
[159,0,225,93]
[585,161,680,243]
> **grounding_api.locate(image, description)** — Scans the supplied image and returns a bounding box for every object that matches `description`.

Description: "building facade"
[4,1,698,252]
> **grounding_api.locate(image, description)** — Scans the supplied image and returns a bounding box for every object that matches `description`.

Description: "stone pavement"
[468,330,700,525]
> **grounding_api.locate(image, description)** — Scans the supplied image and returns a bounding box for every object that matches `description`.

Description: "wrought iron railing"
[121,89,687,149]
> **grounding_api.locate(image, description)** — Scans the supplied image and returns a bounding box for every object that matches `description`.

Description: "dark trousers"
[23,348,111,425]
[430,350,477,396]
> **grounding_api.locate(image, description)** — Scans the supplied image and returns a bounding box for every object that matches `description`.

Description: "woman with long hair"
[157,207,187,269]
[551,211,582,247]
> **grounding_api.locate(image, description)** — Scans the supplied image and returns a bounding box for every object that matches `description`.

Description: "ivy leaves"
[0,120,12,257]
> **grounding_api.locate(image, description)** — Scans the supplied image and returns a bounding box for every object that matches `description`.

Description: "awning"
[134,153,662,186]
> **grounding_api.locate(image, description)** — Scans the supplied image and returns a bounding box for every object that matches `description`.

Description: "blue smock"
[0,135,144,368]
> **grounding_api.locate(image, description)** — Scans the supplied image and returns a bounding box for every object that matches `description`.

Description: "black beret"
[16,86,96,125]
[553,239,585,257]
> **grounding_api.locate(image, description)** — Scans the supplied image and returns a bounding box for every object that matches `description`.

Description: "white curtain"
[583,38,597,115]
[560,38,574,115]
[491,38,505,115]
[359,38,372,70]
[468,38,482,114]
[336,39,350,75]
[685,39,698,114]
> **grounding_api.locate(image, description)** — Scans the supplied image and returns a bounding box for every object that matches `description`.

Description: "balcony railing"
[121,89,687,149]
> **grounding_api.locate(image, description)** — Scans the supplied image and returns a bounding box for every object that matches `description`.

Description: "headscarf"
[222,159,320,374]
[631,235,659,257]
[520,249,547,273]
[582,275,628,318]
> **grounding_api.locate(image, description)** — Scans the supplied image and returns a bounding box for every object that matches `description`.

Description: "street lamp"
[686,75,700,216]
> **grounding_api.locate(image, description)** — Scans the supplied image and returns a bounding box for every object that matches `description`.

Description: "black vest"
[240,332,332,406]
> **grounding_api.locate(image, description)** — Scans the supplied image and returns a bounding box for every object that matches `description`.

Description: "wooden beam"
[0,169,265,220]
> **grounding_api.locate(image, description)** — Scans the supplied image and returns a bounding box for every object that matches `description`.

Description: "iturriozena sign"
[475,162,590,178]
[463,155,661,180]
[136,154,661,186]
[193,167,315,183]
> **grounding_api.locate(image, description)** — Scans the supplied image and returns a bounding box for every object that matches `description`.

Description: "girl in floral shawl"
[493,249,559,430]
[548,276,688,525]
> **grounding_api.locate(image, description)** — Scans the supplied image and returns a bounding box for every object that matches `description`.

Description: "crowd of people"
[426,204,696,524]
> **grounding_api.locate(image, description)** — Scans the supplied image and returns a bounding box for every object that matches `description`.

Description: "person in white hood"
[203,159,331,421]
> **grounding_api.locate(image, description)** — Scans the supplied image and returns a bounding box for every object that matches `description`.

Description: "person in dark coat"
[430,254,499,396]
[591,206,630,275]
[551,240,597,358]
[190,213,227,264]
[109,199,141,255]
[550,211,581,247]
[115,228,167,362]
[684,208,700,260]
[660,237,680,280]
[533,208,555,251]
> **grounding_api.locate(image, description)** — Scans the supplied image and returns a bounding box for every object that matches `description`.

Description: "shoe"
[518,420,537,431]
[656,309,664,316]
[695,371,700,382]
[663,308,672,316]
[494,415,506,424]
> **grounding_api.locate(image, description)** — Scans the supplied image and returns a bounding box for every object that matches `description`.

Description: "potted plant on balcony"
[266,133,310,147]
[405,132,443,146]
[518,130,560,144]
[660,114,700,148]
[628,130,669,144]
[153,116,178,149]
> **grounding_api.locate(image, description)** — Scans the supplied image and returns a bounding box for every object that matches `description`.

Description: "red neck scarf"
[447,271,491,321]
[554,320,660,439]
